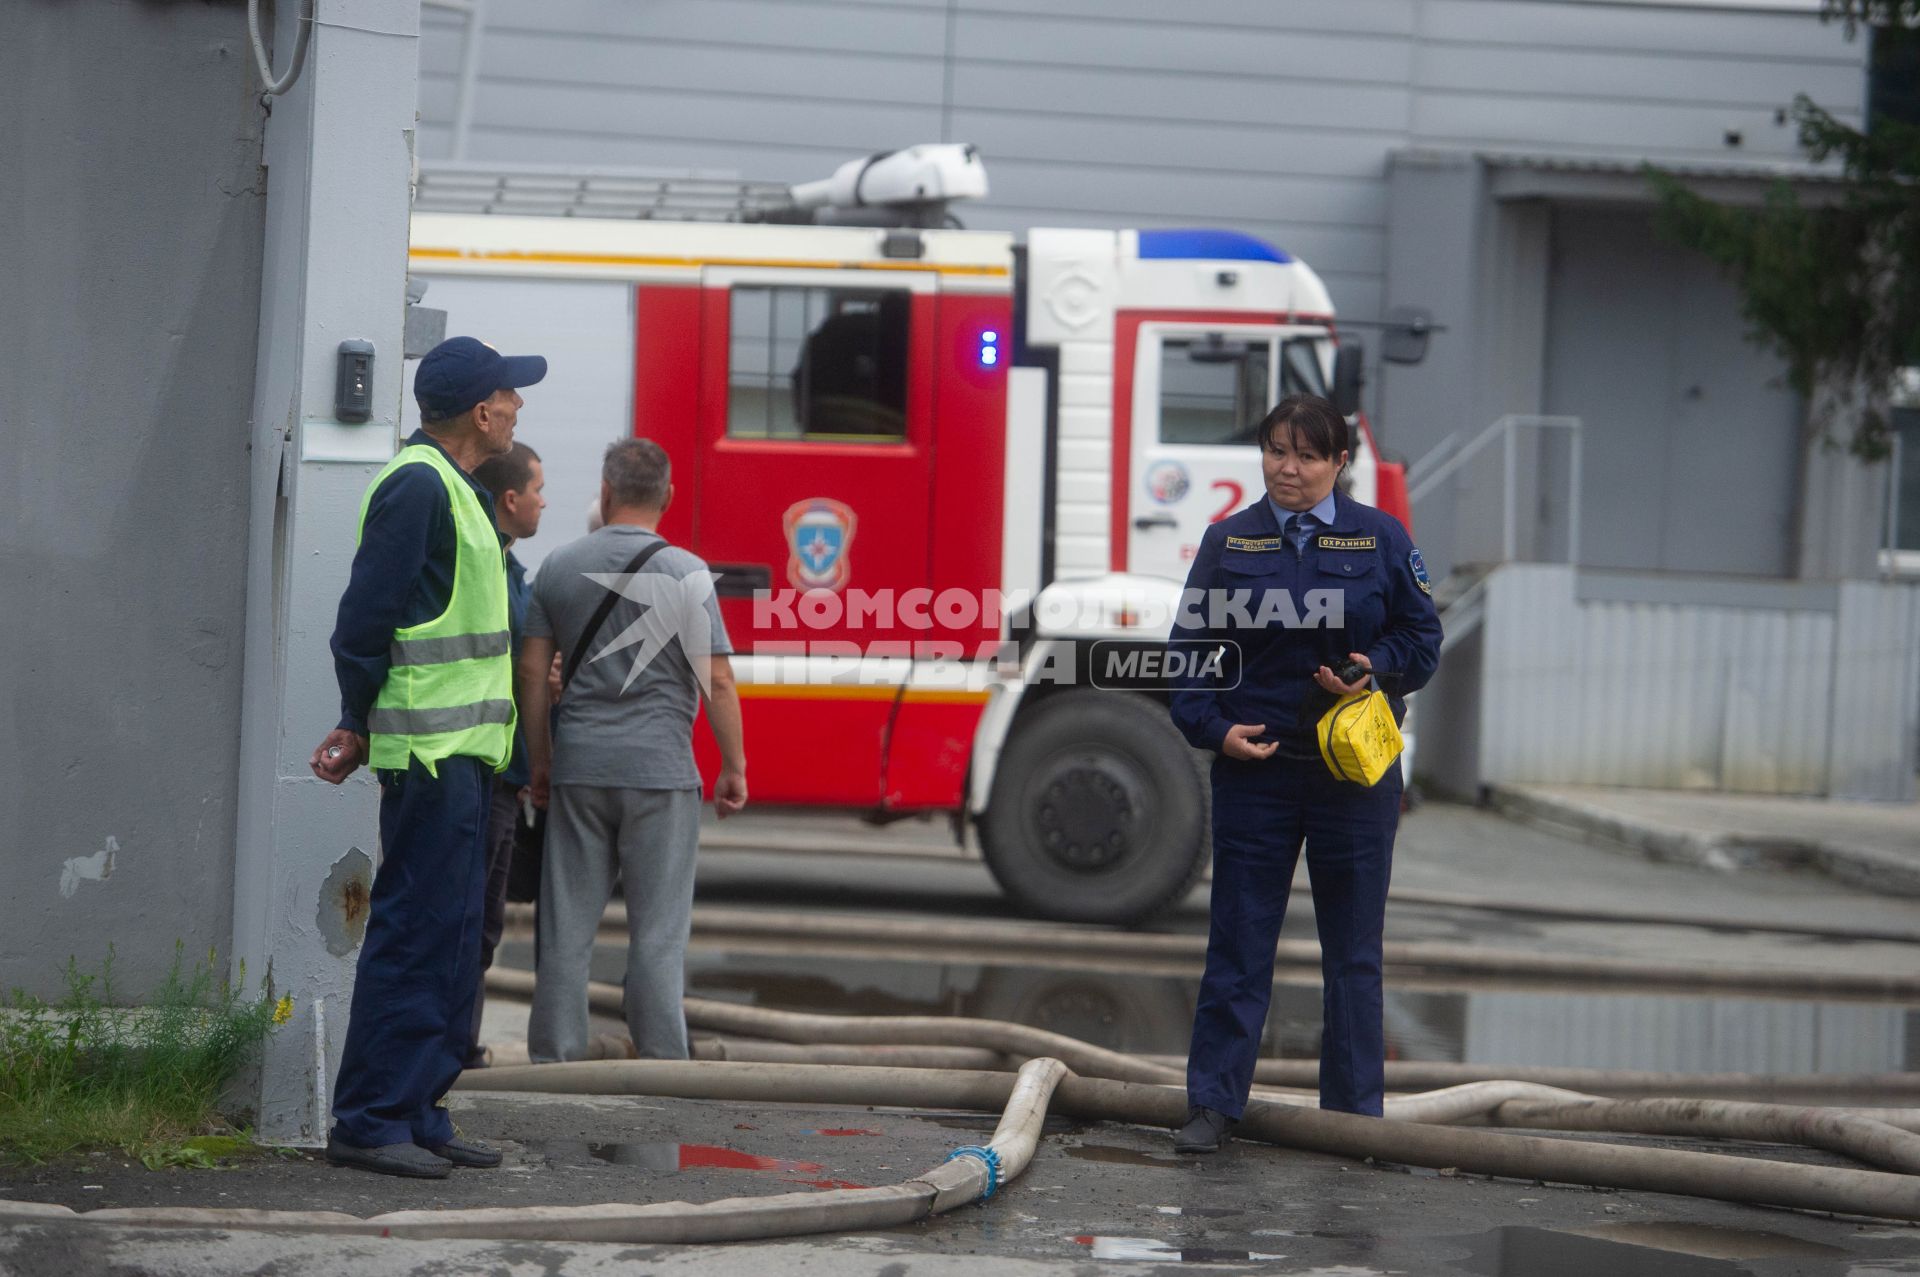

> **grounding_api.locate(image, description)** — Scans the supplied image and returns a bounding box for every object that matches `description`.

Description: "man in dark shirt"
[309,336,546,1179]
[463,441,546,1068]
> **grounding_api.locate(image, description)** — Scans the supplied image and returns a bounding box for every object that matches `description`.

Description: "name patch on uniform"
[1224,536,1286,552]
[1410,547,1432,595]
[1316,535,1376,551]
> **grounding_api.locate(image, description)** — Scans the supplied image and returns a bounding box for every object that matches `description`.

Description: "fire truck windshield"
[1280,336,1329,399]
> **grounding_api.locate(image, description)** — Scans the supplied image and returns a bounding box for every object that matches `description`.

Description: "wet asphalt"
[2,1089,1914,1275]
[1,800,1916,1274]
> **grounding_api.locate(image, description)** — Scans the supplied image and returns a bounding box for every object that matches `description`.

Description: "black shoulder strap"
[564,538,670,689]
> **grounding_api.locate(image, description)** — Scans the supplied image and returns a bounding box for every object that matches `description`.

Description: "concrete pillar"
[231,0,420,1146]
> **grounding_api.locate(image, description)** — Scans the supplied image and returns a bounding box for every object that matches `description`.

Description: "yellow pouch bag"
[1316,689,1404,786]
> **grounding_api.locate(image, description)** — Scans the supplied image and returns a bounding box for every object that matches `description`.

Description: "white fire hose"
[5,965,1919,1239]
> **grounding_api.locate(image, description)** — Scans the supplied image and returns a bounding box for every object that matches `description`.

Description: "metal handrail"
[1407,413,1583,567]
[1403,428,1463,493]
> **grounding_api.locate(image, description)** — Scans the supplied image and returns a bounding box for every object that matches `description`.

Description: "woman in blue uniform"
[1169,394,1442,1153]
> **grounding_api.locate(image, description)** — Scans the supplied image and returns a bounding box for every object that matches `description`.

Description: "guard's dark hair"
[1257,394,1350,460]
[604,438,671,510]
[471,442,542,501]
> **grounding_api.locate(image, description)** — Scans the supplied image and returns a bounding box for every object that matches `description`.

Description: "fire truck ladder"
[413,162,798,222]
[414,144,989,227]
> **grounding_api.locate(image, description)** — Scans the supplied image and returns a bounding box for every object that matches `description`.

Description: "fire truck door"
[1125,324,1329,581]
[691,270,938,801]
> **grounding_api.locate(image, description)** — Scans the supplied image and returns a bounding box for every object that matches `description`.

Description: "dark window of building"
[1869,23,1920,130]
[1894,404,1920,551]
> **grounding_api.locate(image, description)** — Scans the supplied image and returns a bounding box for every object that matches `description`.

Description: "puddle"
[1060,1143,1188,1169]
[1455,1224,1847,1275]
[678,945,1920,1074]
[1567,1222,1849,1260]
[1072,1235,1290,1263]
[526,1140,866,1188]
[1157,1205,1244,1218]
[924,1112,1085,1136]
[492,931,1916,1074]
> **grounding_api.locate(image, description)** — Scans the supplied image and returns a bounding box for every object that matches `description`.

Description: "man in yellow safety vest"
[309,335,545,1178]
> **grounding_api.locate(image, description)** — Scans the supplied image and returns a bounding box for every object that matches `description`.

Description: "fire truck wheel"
[979,691,1207,926]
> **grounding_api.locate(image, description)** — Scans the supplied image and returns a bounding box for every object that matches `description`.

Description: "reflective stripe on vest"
[357,443,515,776]
[388,629,512,667]
[367,699,515,736]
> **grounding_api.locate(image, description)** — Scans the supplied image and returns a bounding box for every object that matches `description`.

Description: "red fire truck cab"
[408,146,1411,925]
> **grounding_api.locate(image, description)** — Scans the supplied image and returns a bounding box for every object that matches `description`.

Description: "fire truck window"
[728,286,910,440]
[1280,337,1330,399]
[1160,337,1272,446]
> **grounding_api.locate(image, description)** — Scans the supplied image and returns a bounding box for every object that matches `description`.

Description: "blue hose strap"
[944,1144,1002,1200]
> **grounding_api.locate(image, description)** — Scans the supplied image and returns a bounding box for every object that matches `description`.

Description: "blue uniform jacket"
[330,430,503,738]
[1169,489,1443,756]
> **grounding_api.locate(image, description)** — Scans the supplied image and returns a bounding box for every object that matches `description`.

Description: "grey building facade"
[416,0,1872,575]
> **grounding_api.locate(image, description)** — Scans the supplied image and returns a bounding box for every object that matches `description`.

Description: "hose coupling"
[944,1145,1003,1200]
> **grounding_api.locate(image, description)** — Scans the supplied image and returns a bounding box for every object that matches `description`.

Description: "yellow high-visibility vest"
[358,444,514,775]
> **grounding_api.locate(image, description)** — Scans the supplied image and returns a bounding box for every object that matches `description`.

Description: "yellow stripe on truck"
[409,247,1009,277]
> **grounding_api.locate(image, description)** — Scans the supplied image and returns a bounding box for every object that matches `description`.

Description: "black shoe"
[325,1137,451,1179]
[427,1135,502,1168]
[1173,1106,1237,1154]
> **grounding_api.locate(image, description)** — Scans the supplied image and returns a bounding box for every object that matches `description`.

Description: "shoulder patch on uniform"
[1316,535,1376,551]
[1410,547,1432,595]
[1224,535,1286,552]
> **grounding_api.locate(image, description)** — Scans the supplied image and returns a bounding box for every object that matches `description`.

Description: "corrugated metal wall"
[1474,565,1920,798]
[416,0,1863,328]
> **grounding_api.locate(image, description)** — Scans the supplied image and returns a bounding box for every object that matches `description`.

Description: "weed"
[0,944,287,1167]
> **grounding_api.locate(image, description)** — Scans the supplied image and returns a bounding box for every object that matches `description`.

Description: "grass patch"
[0,944,289,1167]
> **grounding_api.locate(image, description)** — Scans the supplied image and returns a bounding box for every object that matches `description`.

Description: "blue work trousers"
[1187,754,1401,1120]
[331,754,492,1148]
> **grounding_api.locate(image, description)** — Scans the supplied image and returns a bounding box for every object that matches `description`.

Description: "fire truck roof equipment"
[789,144,987,214]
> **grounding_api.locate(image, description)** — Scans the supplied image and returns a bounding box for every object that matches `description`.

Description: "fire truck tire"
[979,691,1207,926]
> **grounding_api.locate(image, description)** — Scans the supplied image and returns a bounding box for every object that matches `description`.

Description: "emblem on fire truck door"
[783,498,858,592]
[1145,460,1190,505]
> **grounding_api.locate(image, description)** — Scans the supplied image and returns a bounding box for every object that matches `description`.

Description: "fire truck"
[408,145,1415,926]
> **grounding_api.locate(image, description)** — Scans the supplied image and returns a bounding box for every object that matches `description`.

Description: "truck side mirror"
[1381,305,1433,365]
[1331,341,1364,418]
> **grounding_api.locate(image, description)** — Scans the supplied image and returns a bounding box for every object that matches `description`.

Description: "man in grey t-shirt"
[517,439,747,1062]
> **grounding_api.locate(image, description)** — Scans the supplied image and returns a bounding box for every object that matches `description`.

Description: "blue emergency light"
[979,330,1000,367]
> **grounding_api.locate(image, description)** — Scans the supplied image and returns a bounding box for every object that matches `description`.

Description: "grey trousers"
[528,784,701,1062]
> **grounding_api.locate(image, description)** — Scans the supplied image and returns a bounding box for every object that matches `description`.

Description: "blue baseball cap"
[414,336,548,421]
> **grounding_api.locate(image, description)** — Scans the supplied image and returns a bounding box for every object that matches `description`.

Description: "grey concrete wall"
[0,1,264,999]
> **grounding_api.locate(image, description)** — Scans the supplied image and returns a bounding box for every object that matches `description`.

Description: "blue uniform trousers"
[1187,754,1400,1120]
[331,754,492,1148]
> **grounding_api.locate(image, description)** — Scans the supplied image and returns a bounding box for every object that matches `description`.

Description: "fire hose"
[4,966,1918,1239]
